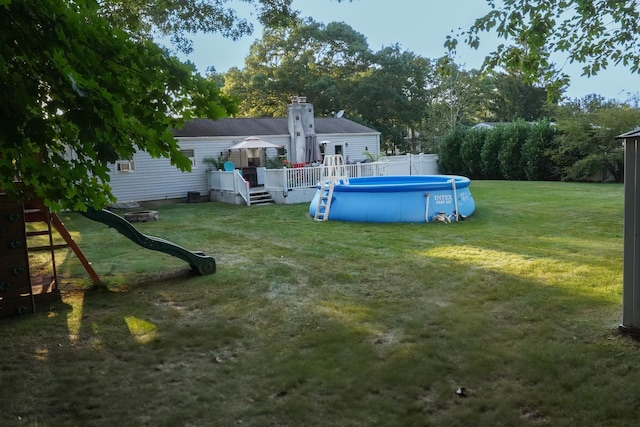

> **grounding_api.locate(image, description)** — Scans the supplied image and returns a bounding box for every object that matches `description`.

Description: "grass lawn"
[1,180,637,426]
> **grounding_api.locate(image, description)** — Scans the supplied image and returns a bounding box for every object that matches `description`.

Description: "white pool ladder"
[314,155,349,221]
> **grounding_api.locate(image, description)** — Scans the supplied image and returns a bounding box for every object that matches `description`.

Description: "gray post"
[620,130,640,333]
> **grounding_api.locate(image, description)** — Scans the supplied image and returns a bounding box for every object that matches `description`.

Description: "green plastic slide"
[81,208,216,275]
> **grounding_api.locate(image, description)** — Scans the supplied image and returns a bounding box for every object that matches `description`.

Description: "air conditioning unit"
[116,161,133,172]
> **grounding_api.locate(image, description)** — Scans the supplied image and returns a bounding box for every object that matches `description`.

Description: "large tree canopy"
[481,71,550,121]
[1,0,236,210]
[446,0,640,96]
[222,19,439,153]
[223,19,370,117]
[98,0,298,53]
[352,45,435,153]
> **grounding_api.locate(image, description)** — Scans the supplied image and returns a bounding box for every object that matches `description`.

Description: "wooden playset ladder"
[314,155,349,221]
[24,200,100,284]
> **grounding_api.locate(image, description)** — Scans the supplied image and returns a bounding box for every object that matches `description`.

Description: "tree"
[553,97,640,182]
[222,19,370,117]
[222,19,437,154]
[98,0,298,54]
[353,45,435,153]
[446,0,640,97]
[482,71,551,121]
[1,0,236,211]
[418,59,488,152]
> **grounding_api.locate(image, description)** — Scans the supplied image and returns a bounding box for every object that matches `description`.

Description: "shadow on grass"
[1,254,633,426]
[1,181,633,425]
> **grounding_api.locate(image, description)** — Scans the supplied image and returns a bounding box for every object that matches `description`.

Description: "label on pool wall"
[434,194,453,205]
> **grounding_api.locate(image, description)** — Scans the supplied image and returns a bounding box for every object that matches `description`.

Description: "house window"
[180,148,196,168]
[115,157,135,173]
[277,147,287,161]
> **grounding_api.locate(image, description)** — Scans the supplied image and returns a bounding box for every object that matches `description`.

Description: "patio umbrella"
[228,137,282,166]
[304,133,322,163]
[228,136,283,150]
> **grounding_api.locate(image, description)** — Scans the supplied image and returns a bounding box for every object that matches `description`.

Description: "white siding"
[108,136,290,203]
[321,133,380,163]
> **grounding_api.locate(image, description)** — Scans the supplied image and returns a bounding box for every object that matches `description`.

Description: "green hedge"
[438,121,585,181]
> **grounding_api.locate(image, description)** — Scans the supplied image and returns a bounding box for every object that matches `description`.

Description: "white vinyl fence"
[209,154,439,204]
[263,160,391,190]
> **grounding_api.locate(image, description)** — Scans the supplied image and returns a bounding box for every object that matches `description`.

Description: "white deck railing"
[209,154,439,195]
[208,169,251,205]
[262,160,389,190]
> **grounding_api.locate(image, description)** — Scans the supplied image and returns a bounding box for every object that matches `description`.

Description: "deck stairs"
[314,155,349,221]
[249,188,275,206]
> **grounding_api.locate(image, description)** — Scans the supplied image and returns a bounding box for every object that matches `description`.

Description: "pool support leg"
[425,192,430,223]
[450,179,459,222]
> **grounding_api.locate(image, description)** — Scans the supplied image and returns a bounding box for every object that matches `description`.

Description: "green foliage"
[499,121,530,180]
[437,126,467,175]
[0,1,237,210]
[521,119,559,181]
[448,0,640,98]
[437,94,639,183]
[419,59,487,141]
[480,126,504,179]
[222,19,436,153]
[553,97,640,182]
[564,154,604,182]
[223,19,370,117]
[203,153,229,170]
[482,71,551,121]
[353,45,435,154]
[459,128,486,178]
[362,150,385,162]
[265,155,288,168]
[99,0,298,54]
[442,121,560,181]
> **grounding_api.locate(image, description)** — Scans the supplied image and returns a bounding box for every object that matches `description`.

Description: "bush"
[564,154,603,181]
[481,126,504,179]
[499,121,529,180]
[460,129,487,178]
[438,127,467,175]
[521,120,559,181]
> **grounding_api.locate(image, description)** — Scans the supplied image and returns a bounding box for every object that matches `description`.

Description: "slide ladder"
[50,212,101,284]
[314,155,348,221]
[81,208,216,275]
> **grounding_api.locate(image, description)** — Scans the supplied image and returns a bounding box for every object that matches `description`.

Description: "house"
[472,121,556,130]
[471,122,505,130]
[107,97,381,204]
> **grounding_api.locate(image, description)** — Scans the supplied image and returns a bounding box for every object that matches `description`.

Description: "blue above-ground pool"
[309,175,475,223]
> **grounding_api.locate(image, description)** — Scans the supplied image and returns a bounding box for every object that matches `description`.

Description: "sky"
[177,0,637,102]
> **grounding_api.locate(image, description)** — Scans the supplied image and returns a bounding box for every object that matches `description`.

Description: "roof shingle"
[172,117,378,137]
[617,127,640,139]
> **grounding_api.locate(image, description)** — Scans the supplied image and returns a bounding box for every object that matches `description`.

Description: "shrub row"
[438,120,560,181]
